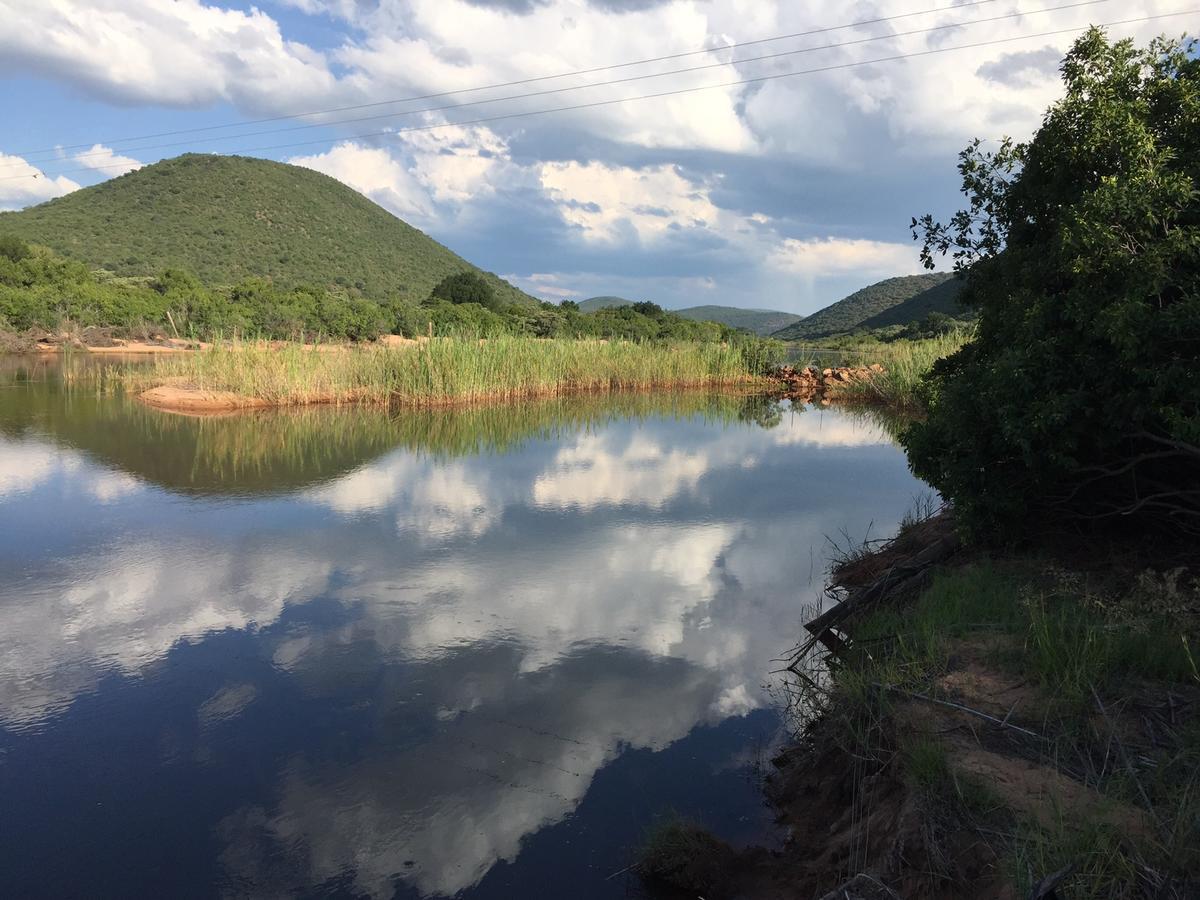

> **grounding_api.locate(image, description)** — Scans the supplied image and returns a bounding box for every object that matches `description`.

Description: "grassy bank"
[102,336,769,409]
[834,328,972,411]
[772,526,1200,898]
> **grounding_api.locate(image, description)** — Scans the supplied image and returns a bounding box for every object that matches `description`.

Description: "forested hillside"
[772,273,963,340]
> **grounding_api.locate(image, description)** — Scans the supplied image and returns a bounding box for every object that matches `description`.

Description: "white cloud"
[0,153,80,211]
[289,142,434,223]
[768,236,926,279]
[540,160,721,244]
[289,125,516,228]
[71,143,143,176]
[0,0,339,109]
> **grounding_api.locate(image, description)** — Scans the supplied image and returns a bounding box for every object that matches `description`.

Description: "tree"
[906,29,1200,542]
[0,234,31,263]
[428,271,499,311]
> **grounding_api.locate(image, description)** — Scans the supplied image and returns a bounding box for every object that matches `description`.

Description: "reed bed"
[839,329,973,411]
[114,336,763,408]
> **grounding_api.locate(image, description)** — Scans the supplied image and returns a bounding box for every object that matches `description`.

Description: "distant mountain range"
[769,273,966,341]
[0,153,537,307]
[578,297,801,336]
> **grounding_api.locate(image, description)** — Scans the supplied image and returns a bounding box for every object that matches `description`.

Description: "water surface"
[0,357,927,898]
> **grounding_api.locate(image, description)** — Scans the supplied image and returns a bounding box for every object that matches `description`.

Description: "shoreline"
[637,515,1200,899]
[63,337,790,415]
[134,377,772,414]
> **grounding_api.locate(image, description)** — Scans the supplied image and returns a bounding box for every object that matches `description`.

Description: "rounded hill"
[0,153,535,306]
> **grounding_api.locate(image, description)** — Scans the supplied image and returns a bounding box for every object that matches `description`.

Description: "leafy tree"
[631,301,663,316]
[0,234,31,263]
[429,271,499,311]
[907,29,1200,541]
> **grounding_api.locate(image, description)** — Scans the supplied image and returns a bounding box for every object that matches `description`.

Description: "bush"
[429,271,499,311]
[907,30,1200,541]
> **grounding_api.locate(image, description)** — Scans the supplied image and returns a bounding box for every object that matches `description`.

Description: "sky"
[0,0,1189,314]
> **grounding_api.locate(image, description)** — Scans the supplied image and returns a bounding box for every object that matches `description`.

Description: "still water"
[0,357,927,899]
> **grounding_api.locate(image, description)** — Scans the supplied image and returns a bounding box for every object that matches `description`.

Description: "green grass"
[108,336,765,407]
[811,560,1200,895]
[836,329,973,410]
[847,562,1196,705]
[635,814,733,894]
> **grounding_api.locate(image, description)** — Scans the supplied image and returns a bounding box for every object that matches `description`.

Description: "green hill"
[579,297,800,335]
[771,273,963,341]
[0,153,536,306]
[579,296,633,311]
[857,276,967,330]
[675,305,801,336]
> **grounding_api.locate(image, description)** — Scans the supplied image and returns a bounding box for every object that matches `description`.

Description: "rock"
[818,873,900,900]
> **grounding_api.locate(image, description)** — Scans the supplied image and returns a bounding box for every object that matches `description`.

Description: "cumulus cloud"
[767,236,926,279]
[3,0,1182,309]
[977,46,1064,87]
[71,143,143,176]
[0,153,80,210]
[0,0,339,109]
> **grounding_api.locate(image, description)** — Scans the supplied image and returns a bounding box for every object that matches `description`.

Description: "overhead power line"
[3,8,1193,184]
[8,0,1005,161]
[22,0,1118,170]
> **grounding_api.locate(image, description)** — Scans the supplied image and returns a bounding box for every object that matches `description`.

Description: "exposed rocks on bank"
[772,363,885,401]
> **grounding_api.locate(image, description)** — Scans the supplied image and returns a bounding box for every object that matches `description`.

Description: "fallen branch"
[801,529,960,657]
[878,683,1042,739]
[1027,862,1076,899]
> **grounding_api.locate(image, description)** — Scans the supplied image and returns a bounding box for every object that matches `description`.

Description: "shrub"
[907,30,1200,542]
[429,271,499,311]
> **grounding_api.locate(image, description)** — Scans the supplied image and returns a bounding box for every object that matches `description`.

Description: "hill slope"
[771,273,963,341]
[857,276,967,330]
[0,154,536,306]
[674,305,801,336]
[579,296,634,311]
[579,297,800,335]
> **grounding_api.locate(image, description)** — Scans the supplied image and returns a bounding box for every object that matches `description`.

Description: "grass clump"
[797,558,1200,897]
[111,336,766,408]
[837,328,973,411]
[635,814,735,895]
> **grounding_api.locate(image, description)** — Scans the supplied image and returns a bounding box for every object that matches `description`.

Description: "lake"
[0,356,927,899]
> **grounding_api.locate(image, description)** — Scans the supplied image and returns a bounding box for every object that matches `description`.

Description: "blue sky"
[0,0,1187,313]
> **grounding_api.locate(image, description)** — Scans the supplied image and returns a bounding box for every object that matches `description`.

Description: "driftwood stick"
[878,684,1042,739]
[1027,862,1076,899]
[805,533,960,640]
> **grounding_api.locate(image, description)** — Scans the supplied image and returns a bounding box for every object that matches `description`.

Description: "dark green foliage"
[580,296,802,336]
[0,153,537,307]
[772,273,962,341]
[429,271,499,310]
[0,241,786,355]
[0,234,31,263]
[907,30,1200,541]
[674,304,801,336]
[577,295,633,311]
[857,277,968,331]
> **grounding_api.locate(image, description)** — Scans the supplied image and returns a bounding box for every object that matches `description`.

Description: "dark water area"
[0,356,928,899]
